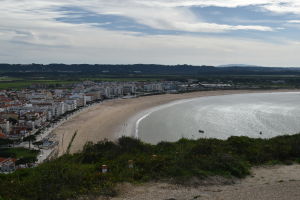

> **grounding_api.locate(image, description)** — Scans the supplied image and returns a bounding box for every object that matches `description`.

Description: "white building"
[66,99,77,110]
[123,85,136,94]
[69,94,86,107]
[144,84,163,92]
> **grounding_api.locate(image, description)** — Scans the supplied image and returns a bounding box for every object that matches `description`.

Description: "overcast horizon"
[1,0,300,67]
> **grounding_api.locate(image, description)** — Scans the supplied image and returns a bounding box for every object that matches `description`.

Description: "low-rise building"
[0,157,17,173]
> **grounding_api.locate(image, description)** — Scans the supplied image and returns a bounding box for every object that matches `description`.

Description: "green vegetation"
[0,80,78,90]
[1,133,300,199]
[0,148,39,159]
[1,74,300,90]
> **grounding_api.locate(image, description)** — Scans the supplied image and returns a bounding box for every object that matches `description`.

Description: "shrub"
[3,133,300,199]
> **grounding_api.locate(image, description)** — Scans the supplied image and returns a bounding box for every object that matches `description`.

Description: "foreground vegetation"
[1,133,300,199]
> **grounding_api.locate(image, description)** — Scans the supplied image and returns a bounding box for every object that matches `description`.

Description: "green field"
[0,74,299,90]
[0,77,162,89]
[1,148,40,159]
[0,80,81,90]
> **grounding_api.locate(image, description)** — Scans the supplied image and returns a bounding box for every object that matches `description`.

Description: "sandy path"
[111,164,300,200]
[53,89,299,155]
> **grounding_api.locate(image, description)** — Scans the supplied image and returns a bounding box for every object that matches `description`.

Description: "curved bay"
[137,92,300,144]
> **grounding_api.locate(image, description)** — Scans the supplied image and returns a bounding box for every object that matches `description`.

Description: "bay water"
[137,92,300,144]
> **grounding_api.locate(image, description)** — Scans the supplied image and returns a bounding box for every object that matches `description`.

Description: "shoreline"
[53,89,299,155]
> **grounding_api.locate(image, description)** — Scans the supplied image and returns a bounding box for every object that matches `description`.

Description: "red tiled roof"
[0,99,13,102]
[0,132,7,138]
[7,112,18,115]
[0,157,17,165]
[0,105,10,108]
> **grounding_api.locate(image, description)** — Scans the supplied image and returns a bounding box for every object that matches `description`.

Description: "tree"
[15,156,37,165]
[7,118,17,125]
[0,139,13,149]
[33,141,43,149]
[23,135,36,149]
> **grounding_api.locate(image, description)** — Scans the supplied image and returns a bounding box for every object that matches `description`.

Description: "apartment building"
[66,99,77,110]
[69,94,86,107]
[123,85,136,94]
[144,84,163,92]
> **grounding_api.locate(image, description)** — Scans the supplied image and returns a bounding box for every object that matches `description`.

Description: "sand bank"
[54,89,299,155]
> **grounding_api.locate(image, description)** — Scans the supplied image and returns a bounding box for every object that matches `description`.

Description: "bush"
[0,152,17,158]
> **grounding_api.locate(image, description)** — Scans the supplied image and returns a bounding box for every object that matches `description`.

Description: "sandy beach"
[53,89,299,155]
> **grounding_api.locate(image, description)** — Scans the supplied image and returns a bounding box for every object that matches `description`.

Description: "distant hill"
[217,64,263,67]
[0,63,299,76]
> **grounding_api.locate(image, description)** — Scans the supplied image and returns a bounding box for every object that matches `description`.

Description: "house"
[20,111,46,128]
[29,83,49,89]
[0,99,14,106]
[6,112,19,121]
[82,80,94,86]
[0,132,7,139]
[71,85,86,93]
[0,157,17,173]
[8,126,29,140]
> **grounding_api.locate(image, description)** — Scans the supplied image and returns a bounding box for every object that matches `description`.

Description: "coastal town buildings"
[0,79,232,140]
[0,78,237,173]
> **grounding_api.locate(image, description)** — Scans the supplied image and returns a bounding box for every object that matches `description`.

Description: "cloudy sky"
[1,0,300,67]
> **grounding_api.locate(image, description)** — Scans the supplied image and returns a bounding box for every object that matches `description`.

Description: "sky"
[0,0,300,67]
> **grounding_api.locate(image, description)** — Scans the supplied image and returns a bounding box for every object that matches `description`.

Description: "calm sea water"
[137,92,300,144]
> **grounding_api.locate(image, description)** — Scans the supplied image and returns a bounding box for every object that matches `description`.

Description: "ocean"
[136,92,300,144]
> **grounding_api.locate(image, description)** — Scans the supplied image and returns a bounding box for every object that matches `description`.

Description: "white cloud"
[0,0,298,66]
[136,0,300,15]
[287,20,300,23]
[0,0,277,35]
[73,0,275,32]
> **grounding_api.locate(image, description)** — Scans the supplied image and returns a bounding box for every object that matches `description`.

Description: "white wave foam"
[134,97,203,139]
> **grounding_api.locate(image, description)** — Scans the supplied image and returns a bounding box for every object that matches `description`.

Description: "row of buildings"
[1,79,228,140]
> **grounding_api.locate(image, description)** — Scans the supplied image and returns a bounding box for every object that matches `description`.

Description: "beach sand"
[53,89,299,155]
